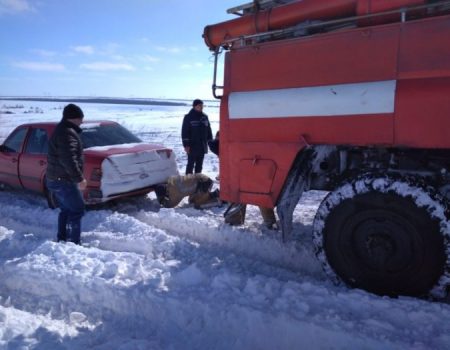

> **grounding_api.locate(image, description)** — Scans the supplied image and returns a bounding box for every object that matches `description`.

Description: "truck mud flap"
[276,147,315,241]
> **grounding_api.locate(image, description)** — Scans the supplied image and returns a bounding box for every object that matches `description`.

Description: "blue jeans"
[46,179,85,244]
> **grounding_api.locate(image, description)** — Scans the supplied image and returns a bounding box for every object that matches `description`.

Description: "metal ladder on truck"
[227,0,296,16]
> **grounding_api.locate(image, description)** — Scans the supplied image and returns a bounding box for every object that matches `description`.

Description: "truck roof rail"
[227,0,296,16]
[222,0,450,48]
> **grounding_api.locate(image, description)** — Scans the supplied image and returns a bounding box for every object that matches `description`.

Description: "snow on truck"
[203,0,450,298]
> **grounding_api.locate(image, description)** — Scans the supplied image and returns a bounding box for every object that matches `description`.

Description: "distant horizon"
[0,95,220,107]
[0,95,218,102]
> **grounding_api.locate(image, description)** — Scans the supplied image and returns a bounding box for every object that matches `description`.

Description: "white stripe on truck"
[228,80,396,119]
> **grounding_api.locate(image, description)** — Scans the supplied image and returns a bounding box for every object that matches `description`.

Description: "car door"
[19,127,49,192]
[0,126,28,188]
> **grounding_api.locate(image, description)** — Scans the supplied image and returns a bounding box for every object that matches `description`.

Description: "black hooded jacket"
[181,108,213,156]
[47,120,84,183]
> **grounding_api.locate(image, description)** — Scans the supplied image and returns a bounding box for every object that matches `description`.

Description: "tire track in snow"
[3,228,449,350]
[0,197,357,347]
[0,191,316,286]
[3,192,450,349]
[0,187,324,279]
[132,206,324,278]
[0,194,313,309]
[0,202,339,349]
[0,189,328,336]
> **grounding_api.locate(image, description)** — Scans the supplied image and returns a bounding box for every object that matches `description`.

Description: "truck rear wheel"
[313,175,450,298]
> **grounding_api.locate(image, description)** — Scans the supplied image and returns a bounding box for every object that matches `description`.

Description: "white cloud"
[31,49,57,57]
[180,62,204,70]
[139,55,160,63]
[80,62,135,71]
[100,43,120,55]
[72,46,95,55]
[12,61,65,72]
[156,46,182,54]
[0,0,34,15]
[111,55,126,61]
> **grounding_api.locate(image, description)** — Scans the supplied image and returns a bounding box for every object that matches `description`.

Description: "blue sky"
[0,0,240,99]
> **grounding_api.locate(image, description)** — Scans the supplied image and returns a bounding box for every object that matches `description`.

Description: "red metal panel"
[227,24,400,92]
[394,15,450,148]
[356,0,425,25]
[239,159,276,193]
[357,0,424,14]
[220,114,392,204]
[0,126,28,189]
[0,151,22,188]
[220,140,301,205]
[19,153,47,192]
[395,78,450,148]
[228,115,393,145]
[398,15,450,80]
[220,114,394,205]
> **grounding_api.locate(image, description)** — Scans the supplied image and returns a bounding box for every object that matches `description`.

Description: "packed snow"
[1,99,450,350]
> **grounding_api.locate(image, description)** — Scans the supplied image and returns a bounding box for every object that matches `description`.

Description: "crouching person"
[154,174,221,209]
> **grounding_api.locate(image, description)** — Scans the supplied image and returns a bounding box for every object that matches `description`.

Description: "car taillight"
[90,168,102,181]
[157,149,172,159]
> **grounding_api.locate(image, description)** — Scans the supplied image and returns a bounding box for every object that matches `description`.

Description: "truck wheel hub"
[345,210,416,273]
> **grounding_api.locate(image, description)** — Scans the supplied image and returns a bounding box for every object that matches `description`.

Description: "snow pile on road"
[1,100,450,350]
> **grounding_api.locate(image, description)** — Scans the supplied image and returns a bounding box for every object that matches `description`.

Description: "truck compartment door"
[239,158,276,194]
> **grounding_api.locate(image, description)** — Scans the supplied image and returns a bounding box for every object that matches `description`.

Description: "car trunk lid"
[85,143,179,197]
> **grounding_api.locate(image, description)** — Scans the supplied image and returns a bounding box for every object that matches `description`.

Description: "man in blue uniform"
[181,99,213,174]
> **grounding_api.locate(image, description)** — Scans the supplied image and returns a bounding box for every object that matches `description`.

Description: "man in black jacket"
[181,99,213,174]
[46,104,87,244]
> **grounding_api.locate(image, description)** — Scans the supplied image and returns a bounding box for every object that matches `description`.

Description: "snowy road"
[1,100,450,350]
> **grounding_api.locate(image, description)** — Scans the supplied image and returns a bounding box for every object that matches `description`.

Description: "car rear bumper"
[84,185,154,205]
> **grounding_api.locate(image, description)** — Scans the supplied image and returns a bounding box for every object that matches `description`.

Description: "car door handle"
[39,160,46,166]
[11,158,18,163]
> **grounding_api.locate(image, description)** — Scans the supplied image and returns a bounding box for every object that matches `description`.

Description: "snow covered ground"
[1,100,450,350]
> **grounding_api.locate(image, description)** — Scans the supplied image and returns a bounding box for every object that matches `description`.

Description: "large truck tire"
[313,175,450,298]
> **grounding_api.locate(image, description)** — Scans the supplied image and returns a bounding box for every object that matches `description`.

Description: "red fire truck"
[203,0,450,298]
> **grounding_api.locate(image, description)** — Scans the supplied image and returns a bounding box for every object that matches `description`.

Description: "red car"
[0,121,179,207]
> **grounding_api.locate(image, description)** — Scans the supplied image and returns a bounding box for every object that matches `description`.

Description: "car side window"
[3,128,28,153]
[25,128,49,154]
